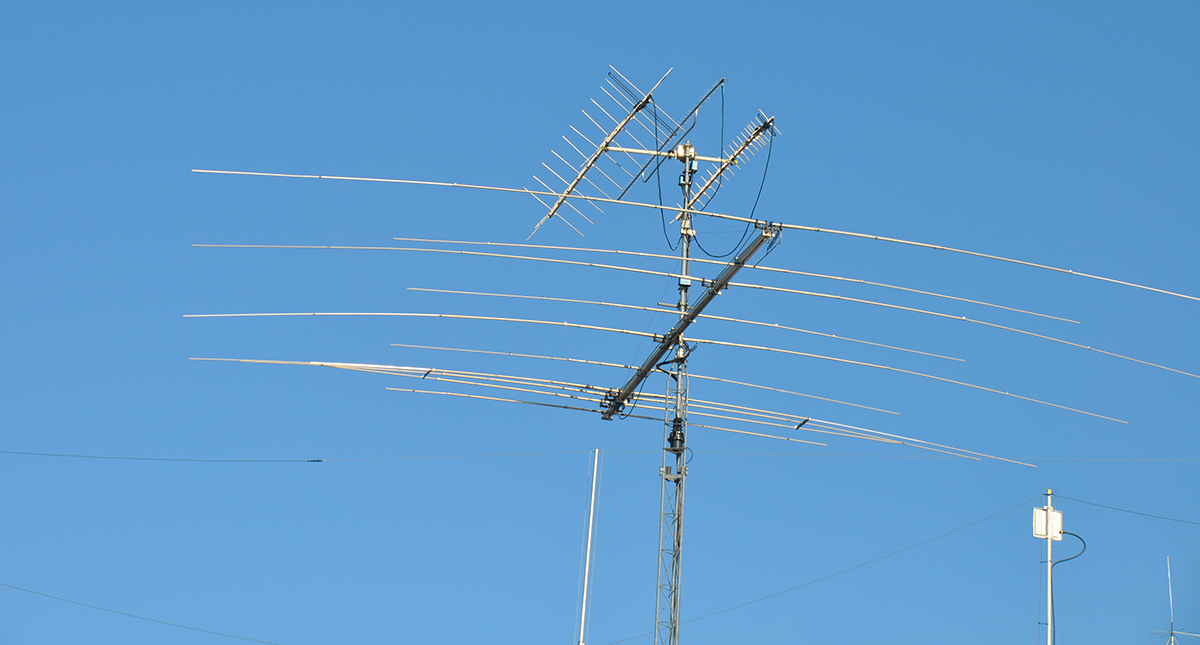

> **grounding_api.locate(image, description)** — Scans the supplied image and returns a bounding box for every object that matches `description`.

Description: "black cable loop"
[694,130,773,258]
[652,100,679,252]
[747,132,774,221]
[1052,531,1086,569]
[697,84,727,211]
[1050,531,1085,645]
[693,223,751,258]
[617,374,651,421]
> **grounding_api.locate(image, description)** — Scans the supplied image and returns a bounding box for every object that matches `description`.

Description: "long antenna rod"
[190,169,1200,303]
[578,449,599,645]
[194,244,1198,380]
[191,357,1035,463]
[185,311,1124,421]
[394,237,1077,324]
[388,343,900,414]
[407,287,962,361]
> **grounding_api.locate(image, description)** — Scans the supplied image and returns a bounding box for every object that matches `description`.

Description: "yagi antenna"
[190,68,1197,645]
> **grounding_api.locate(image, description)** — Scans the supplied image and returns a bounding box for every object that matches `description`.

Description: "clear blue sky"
[2,2,1197,644]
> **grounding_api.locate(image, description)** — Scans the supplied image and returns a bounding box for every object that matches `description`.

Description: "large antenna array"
[190,67,1198,644]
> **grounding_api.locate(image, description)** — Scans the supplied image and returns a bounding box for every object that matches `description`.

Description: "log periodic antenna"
[528,67,674,239]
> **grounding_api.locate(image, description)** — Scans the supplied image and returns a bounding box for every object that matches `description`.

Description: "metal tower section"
[655,142,697,645]
[589,134,775,645]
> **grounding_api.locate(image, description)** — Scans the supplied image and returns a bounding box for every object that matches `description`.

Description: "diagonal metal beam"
[601,223,780,419]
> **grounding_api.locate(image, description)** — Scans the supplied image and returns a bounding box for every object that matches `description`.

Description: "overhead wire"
[600,496,1042,645]
[0,450,321,463]
[1055,495,1200,526]
[0,448,610,463]
[0,581,285,644]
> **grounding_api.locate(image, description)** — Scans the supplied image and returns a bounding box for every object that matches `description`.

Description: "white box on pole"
[1032,507,1063,540]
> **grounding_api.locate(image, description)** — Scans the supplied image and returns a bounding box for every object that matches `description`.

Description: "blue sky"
[2,2,1197,644]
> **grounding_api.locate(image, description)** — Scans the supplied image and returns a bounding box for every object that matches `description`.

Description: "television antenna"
[189,67,1199,644]
[1152,557,1198,644]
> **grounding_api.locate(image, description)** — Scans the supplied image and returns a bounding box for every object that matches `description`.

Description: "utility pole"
[1033,489,1062,645]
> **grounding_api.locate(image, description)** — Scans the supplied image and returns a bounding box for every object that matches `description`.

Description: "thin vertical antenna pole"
[1046,490,1053,645]
[579,449,600,645]
[1168,556,1175,644]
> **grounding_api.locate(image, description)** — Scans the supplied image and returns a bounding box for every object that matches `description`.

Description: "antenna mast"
[578,449,600,645]
[555,79,777,645]
[617,128,776,645]
[1033,489,1062,645]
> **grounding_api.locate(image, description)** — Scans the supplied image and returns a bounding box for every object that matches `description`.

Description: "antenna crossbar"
[602,224,779,420]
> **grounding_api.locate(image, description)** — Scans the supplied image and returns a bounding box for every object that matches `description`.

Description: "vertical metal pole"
[655,142,695,645]
[1046,490,1053,645]
[579,449,600,645]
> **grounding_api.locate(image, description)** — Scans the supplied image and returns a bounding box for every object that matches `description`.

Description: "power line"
[0,449,589,463]
[0,581,285,644]
[601,496,1039,645]
[1056,495,1200,526]
[0,450,322,463]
